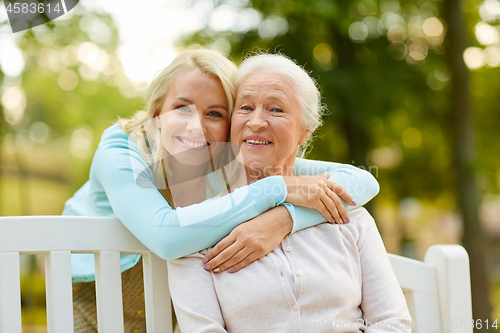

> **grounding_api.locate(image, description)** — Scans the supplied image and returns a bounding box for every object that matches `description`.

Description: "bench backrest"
[0,216,473,333]
[0,216,171,333]
[389,245,473,333]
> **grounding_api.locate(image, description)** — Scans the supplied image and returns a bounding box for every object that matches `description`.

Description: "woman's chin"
[168,153,212,168]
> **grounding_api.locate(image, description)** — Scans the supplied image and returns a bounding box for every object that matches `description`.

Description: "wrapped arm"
[93,127,287,260]
[286,157,380,233]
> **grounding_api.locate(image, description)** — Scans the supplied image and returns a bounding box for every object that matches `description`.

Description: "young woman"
[63,49,379,332]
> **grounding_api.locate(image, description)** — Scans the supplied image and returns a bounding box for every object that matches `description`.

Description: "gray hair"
[236,53,325,157]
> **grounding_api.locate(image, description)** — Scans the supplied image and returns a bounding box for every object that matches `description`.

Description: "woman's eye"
[271,107,283,113]
[175,105,191,112]
[208,111,223,117]
[240,105,252,111]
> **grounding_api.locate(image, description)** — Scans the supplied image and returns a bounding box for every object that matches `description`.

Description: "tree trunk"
[442,0,492,329]
[333,30,373,212]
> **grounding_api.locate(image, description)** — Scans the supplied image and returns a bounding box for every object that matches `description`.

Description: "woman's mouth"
[176,136,209,149]
[244,139,272,146]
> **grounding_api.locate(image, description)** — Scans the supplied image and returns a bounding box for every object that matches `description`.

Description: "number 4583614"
[5,2,62,14]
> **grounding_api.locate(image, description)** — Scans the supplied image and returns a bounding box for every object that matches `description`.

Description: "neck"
[163,155,208,186]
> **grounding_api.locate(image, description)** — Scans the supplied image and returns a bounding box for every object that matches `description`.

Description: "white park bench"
[0,216,473,333]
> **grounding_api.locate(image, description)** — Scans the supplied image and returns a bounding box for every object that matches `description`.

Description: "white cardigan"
[167,208,412,333]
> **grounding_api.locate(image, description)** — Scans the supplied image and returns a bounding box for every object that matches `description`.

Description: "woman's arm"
[91,125,289,260]
[203,159,380,272]
[289,157,380,232]
[355,209,412,332]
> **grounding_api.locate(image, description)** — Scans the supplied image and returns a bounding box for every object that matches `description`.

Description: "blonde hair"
[118,49,238,206]
[236,53,325,158]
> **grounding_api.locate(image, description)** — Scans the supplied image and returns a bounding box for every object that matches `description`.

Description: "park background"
[0,0,499,331]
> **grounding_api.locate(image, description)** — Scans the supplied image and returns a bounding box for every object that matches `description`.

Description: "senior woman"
[167,53,411,333]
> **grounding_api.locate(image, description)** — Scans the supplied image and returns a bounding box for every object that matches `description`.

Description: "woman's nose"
[186,112,204,134]
[247,107,268,131]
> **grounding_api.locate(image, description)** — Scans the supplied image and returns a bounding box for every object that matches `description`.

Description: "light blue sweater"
[63,124,379,282]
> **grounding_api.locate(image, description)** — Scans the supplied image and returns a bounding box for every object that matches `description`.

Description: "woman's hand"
[283,172,355,224]
[203,206,293,273]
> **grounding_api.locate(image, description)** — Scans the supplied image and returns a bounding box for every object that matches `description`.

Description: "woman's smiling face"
[155,68,230,166]
[231,71,310,177]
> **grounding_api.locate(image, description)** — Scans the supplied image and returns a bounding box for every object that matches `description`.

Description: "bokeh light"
[1,86,26,125]
[0,37,25,77]
[313,43,337,70]
[463,47,485,70]
[475,22,499,45]
[209,5,237,31]
[408,42,428,61]
[258,15,288,40]
[423,17,444,37]
[69,126,94,159]
[30,122,51,143]
[369,144,403,169]
[484,45,500,67]
[58,70,79,91]
[387,25,406,43]
[402,128,422,148]
[349,21,369,43]
[479,0,500,22]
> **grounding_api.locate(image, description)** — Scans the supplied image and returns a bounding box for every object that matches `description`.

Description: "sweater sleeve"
[355,209,412,332]
[92,126,287,260]
[287,157,380,233]
[167,254,227,333]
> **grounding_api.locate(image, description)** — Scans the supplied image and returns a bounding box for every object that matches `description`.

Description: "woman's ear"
[298,130,311,145]
[154,112,161,129]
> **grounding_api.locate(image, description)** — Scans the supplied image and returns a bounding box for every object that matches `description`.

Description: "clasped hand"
[202,173,355,273]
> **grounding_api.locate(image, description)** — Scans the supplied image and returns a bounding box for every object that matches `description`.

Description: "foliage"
[1,8,143,196]
[178,0,500,203]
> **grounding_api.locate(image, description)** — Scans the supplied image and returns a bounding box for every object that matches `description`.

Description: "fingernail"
[213,268,221,273]
[202,257,208,265]
[228,267,235,273]
[330,218,335,224]
[204,265,211,271]
[346,216,350,223]
[351,200,357,206]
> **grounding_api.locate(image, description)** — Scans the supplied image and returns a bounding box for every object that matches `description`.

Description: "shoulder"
[91,124,149,178]
[340,207,378,240]
[95,123,139,154]
[348,207,373,224]
[99,123,131,144]
[345,207,385,248]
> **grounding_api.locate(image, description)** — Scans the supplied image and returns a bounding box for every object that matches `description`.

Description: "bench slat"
[0,252,22,333]
[143,252,172,332]
[408,291,442,333]
[45,251,74,333]
[388,254,438,295]
[95,251,124,332]
[0,217,149,253]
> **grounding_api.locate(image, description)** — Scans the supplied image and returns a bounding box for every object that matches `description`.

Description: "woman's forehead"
[236,73,296,98]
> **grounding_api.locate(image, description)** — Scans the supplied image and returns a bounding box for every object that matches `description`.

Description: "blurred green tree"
[1,8,142,216]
